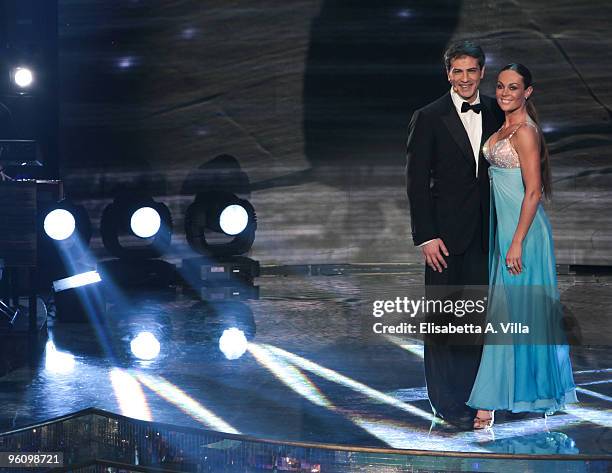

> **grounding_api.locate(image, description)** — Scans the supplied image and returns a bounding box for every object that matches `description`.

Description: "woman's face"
[496,69,532,113]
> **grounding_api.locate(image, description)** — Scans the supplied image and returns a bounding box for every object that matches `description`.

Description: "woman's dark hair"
[500,63,552,198]
[444,40,485,71]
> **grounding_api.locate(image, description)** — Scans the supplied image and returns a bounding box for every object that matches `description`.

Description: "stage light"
[130,207,161,238]
[218,327,248,360]
[98,193,175,289]
[13,67,33,88]
[39,200,91,248]
[130,331,161,360]
[100,192,172,260]
[43,209,76,241]
[185,190,256,256]
[38,199,93,286]
[219,204,249,235]
[181,156,259,298]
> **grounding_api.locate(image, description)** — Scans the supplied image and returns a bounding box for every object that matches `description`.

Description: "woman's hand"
[505,241,523,275]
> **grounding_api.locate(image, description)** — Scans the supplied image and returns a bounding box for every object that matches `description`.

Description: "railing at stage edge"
[0,408,610,473]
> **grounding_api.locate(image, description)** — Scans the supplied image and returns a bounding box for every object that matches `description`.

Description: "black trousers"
[423,229,488,421]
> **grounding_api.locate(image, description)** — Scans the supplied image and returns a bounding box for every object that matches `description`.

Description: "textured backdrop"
[58,0,612,265]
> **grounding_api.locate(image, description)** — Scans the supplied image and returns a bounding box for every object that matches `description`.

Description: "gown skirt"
[467,166,577,413]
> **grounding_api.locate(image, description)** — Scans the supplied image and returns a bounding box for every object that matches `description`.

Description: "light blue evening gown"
[467,119,577,413]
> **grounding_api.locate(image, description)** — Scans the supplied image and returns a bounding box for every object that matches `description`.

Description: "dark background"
[8,0,612,265]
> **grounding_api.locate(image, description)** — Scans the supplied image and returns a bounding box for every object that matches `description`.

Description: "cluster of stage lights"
[41,192,256,360]
[41,192,256,254]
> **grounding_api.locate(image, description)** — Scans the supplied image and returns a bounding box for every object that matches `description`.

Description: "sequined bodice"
[483,120,538,168]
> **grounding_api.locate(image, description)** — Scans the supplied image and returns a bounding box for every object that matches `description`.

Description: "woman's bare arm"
[505,124,542,274]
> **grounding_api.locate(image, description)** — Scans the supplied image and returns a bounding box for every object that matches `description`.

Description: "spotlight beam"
[563,405,612,428]
[575,386,612,403]
[110,368,152,421]
[247,344,332,408]
[261,344,437,422]
[249,344,447,449]
[135,373,240,434]
[577,379,612,386]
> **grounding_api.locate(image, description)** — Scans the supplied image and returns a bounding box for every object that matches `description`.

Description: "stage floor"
[1,269,611,459]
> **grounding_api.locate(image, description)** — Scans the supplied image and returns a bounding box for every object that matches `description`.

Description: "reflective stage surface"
[0,271,611,466]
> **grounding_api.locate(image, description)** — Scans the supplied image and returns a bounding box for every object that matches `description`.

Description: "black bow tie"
[461,101,482,114]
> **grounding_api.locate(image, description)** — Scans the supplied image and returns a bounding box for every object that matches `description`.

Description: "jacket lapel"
[440,93,476,171]
[480,97,498,149]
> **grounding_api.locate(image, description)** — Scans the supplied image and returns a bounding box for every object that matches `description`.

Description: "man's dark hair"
[444,40,485,71]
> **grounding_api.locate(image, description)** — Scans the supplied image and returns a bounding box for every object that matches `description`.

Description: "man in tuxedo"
[406,40,503,428]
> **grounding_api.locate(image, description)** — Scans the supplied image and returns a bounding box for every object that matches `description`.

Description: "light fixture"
[39,200,91,249]
[219,204,249,235]
[180,155,259,300]
[37,199,93,285]
[98,192,175,290]
[130,207,161,238]
[43,209,76,241]
[100,192,172,259]
[185,191,256,256]
[13,67,33,88]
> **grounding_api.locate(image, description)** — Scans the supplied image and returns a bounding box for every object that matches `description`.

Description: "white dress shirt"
[450,87,482,176]
[418,88,483,248]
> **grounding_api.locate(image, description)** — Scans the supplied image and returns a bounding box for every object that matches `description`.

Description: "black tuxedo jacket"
[406,92,504,255]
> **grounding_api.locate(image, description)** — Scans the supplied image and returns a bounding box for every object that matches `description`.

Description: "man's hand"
[421,238,449,272]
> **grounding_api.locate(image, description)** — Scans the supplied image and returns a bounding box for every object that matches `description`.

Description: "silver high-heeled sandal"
[473,410,495,429]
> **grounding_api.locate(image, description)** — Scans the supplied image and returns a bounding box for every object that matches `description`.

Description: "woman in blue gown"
[466,64,577,429]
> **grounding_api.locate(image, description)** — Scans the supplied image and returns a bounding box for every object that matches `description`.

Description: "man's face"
[447,55,484,103]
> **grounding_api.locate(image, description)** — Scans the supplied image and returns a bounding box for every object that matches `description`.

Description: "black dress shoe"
[441,412,475,430]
